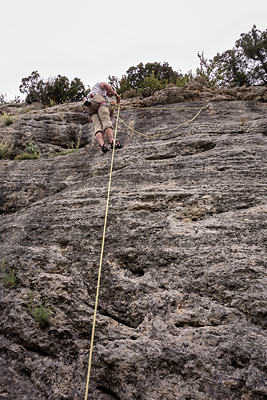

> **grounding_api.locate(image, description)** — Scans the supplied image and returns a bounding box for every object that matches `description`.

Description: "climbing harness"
[84,106,120,400]
[84,101,210,398]
[83,96,109,118]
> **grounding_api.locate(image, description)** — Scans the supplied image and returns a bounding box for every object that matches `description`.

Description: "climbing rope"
[114,105,208,138]
[112,103,209,111]
[84,106,120,400]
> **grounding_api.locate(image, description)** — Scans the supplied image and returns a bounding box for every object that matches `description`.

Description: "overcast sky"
[1,0,266,100]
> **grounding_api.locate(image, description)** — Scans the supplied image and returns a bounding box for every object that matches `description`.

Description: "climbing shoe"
[111,141,123,150]
[100,144,110,153]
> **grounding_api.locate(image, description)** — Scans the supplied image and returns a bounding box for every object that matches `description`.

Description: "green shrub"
[1,112,14,126]
[116,62,180,95]
[176,71,195,87]
[15,152,40,160]
[143,70,166,91]
[19,71,89,105]
[27,292,51,327]
[0,258,20,288]
[15,142,40,160]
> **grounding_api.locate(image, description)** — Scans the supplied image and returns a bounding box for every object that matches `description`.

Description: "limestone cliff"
[0,84,267,400]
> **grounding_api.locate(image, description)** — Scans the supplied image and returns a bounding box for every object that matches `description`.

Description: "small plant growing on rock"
[49,99,58,107]
[68,138,80,151]
[58,138,80,156]
[0,258,20,288]
[15,142,41,160]
[0,140,13,160]
[1,111,15,126]
[27,291,51,327]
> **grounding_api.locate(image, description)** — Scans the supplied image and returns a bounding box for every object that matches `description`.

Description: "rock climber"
[83,82,123,153]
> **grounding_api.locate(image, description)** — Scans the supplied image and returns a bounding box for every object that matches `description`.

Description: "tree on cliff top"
[109,62,182,96]
[198,25,267,87]
[19,72,89,105]
[236,25,267,84]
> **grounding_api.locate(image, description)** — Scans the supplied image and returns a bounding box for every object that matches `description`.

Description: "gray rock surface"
[0,86,267,399]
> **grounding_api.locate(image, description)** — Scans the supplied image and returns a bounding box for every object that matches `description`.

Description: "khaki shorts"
[88,94,113,134]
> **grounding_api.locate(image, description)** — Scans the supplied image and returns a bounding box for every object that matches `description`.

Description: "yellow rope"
[84,105,120,400]
[114,106,206,138]
[113,103,207,111]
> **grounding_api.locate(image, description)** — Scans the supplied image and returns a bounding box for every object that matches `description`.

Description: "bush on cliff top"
[19,71,89,106]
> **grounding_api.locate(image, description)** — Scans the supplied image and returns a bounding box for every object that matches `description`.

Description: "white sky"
[1,0,266,100]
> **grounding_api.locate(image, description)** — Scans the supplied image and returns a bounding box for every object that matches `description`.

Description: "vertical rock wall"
[0,90,267,399]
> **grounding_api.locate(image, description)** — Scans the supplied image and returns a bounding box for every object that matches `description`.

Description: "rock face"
[0,86,267,400]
